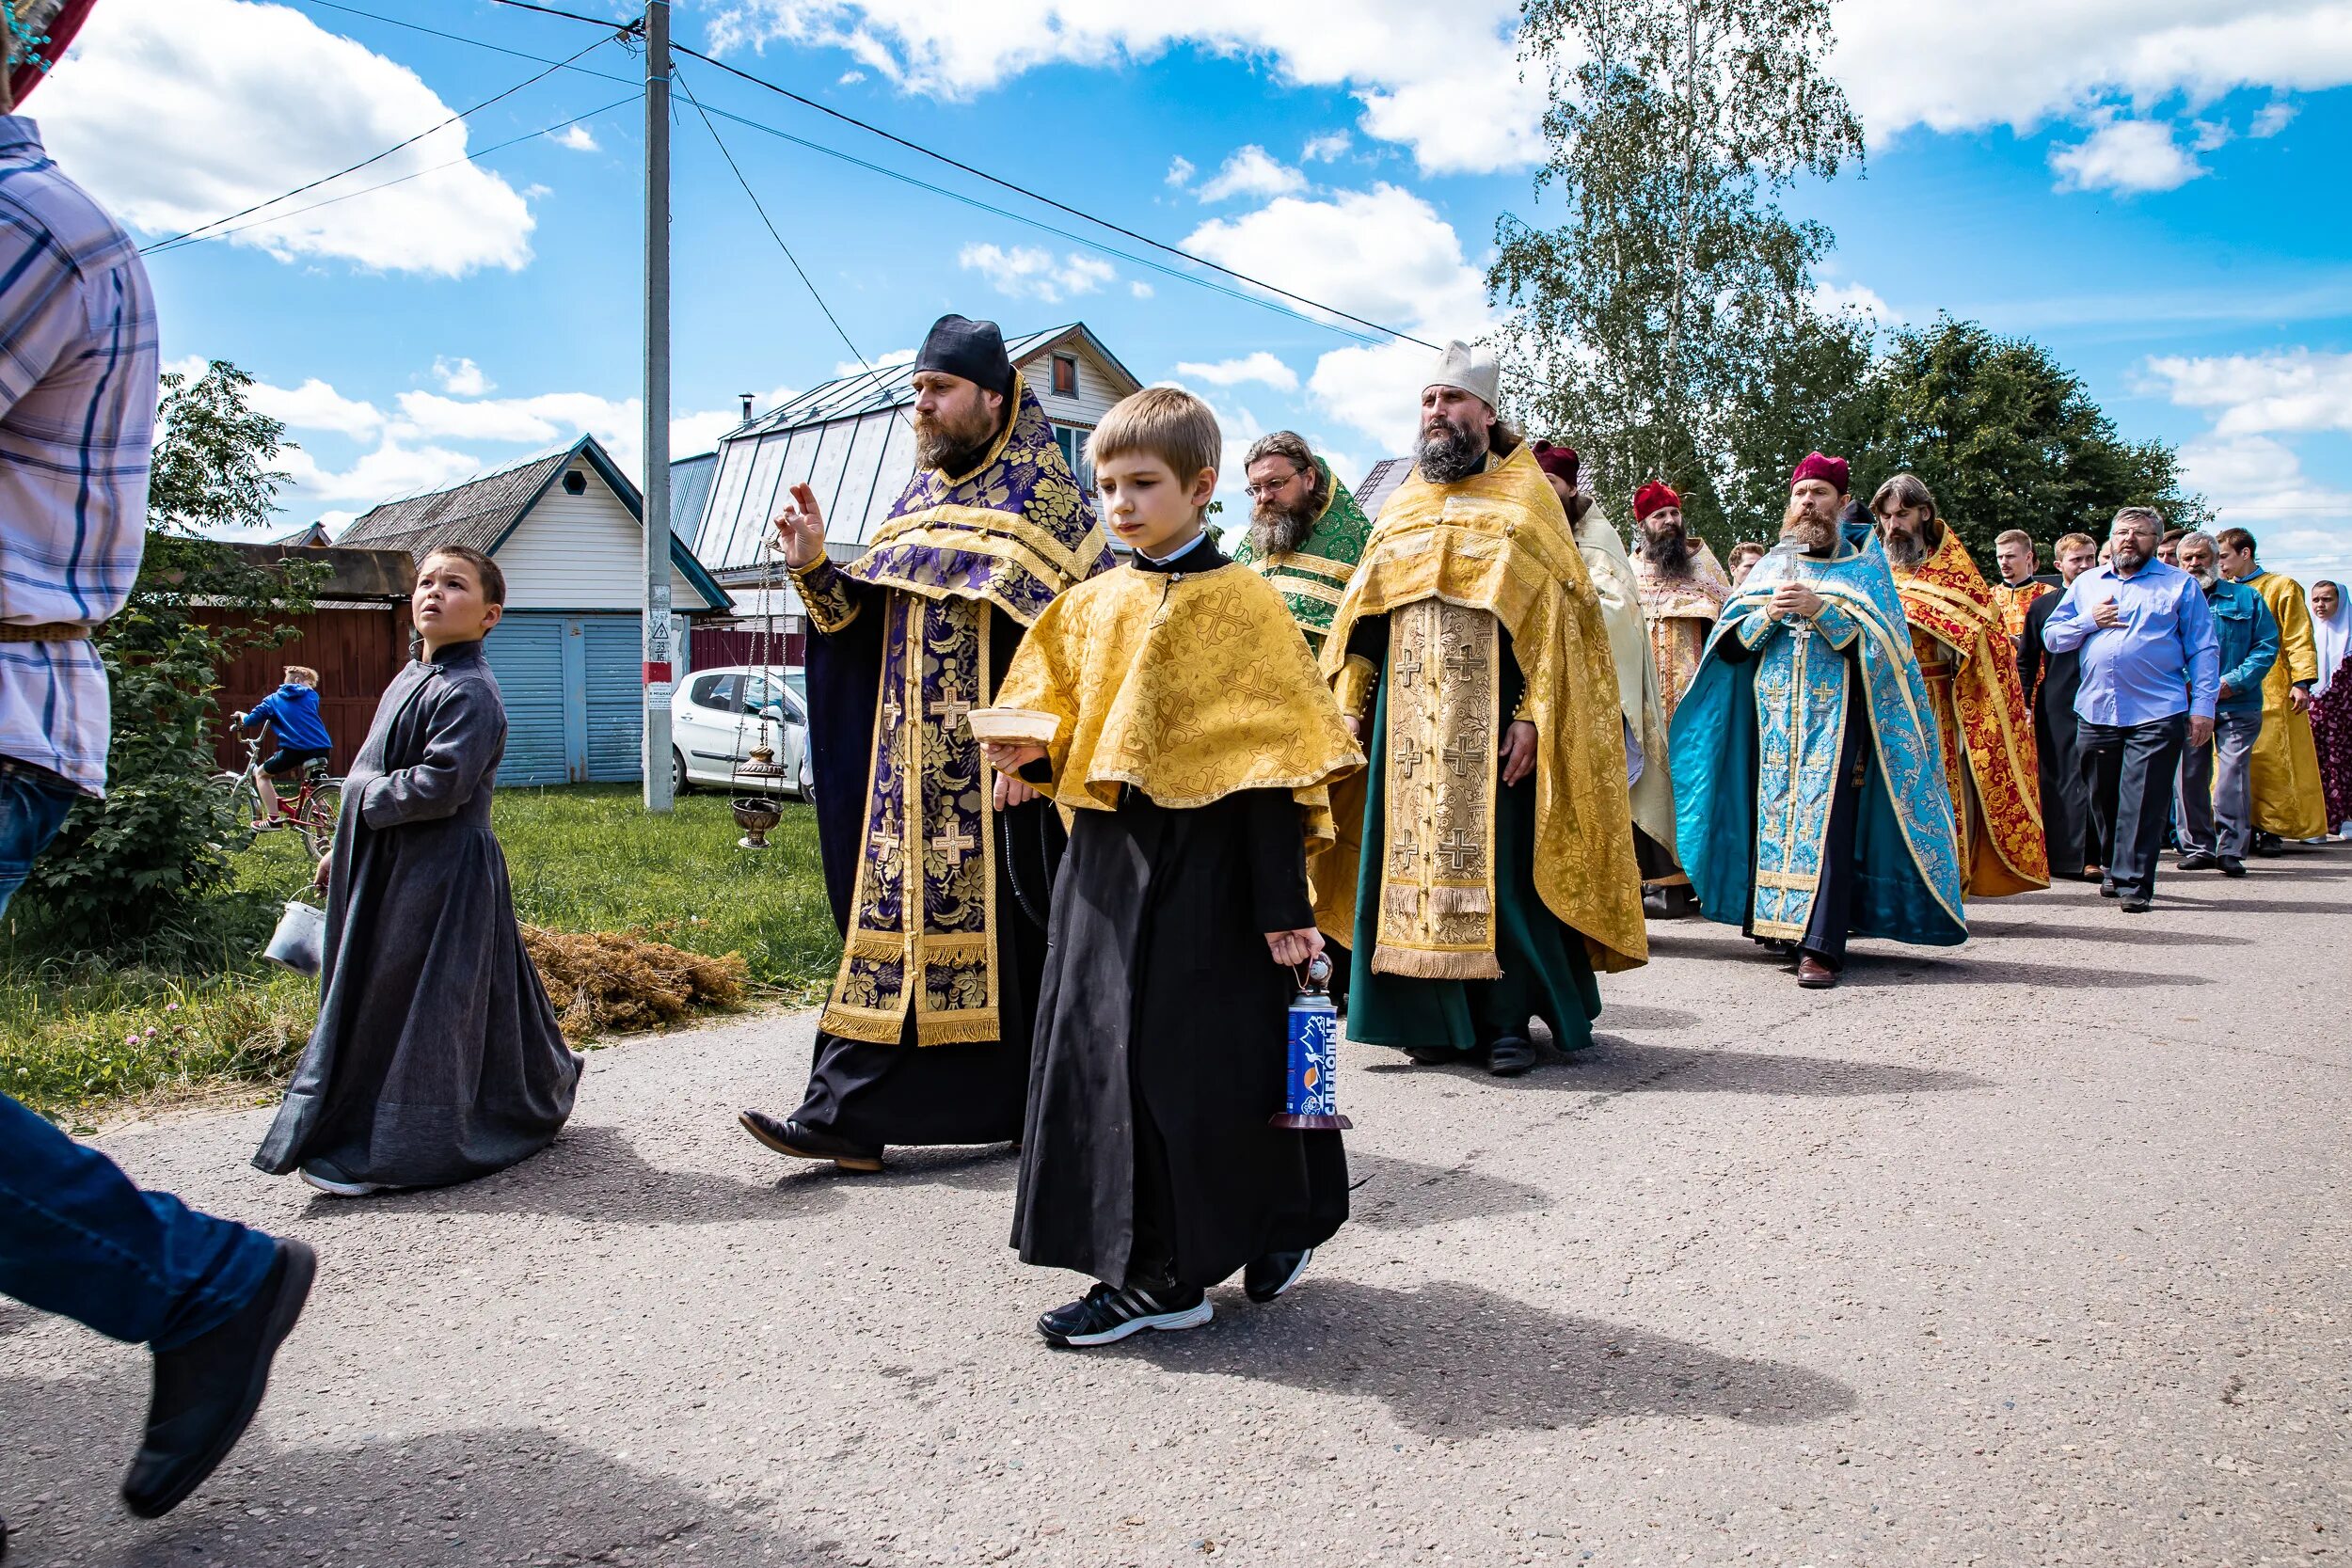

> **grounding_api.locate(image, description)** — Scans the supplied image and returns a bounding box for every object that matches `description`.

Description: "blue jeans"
[0,766,279,1349]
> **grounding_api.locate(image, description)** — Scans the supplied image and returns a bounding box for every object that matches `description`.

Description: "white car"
[671,665,814,799]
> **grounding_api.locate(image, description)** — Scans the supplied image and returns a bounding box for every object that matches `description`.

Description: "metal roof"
[1354,456,1415,523]
[669,451,718,537]
[339,448,571,560]
[719,324,1135,443]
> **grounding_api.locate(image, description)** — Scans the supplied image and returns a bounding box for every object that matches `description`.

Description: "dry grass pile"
[520,926,751,1041]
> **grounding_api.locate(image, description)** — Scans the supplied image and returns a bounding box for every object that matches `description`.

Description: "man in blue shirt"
[2172,531,2278,876]
[2042,506,2221,911]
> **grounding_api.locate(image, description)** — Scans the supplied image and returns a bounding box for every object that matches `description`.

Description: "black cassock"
[800,576,1063,1148]
[253,641,580,1188]
[1012,786,1349,1291]
[2019,591,2090,878]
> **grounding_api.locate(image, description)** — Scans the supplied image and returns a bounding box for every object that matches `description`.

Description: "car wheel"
[672,748,691,796]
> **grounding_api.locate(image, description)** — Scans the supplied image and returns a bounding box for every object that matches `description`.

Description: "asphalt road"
[6,847,2349,1567]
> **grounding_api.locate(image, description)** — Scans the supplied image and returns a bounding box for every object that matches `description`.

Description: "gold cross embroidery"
[930,824,977,864]
[1437,830,1480,872]
[881,692,905,731]
[1390,830,1418,874]
[1392,646,1424,687]
[1441,743,1480,778]
[929,695,973,730]
[1395,746,1422,779]
[1195,589,1252,645]
[1442,643,1483,681]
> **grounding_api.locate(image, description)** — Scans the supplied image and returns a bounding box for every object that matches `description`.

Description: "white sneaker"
[299,1166,388,1198]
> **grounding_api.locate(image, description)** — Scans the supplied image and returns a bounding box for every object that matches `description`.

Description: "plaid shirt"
[0,117,157,795]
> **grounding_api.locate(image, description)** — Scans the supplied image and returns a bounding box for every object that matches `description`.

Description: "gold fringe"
[914,1009,1004,1046]
[1428,883,1490,915]
[818,1003,907,1043]
[1372,943,1503,981]
[1382,884,1422,917]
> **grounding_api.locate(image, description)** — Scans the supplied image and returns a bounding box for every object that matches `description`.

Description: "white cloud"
[547,124,600,153]
[1129,279,1154,299]
[250,376,383,439]
[2251,99,2297,137]
[280,439,487,509]
[673,384,797,457]
[1173,352,1299,391]
[1812,279,1898,324]
[833,346,917,379]
[1165,154,1196,188]
[707,0,1546,174]
[957,242,1115,303]
[1196,145,1307,202]
[2139,349,2352,436]
[2050,111,2204,194]
[40,0,535,275]
[2177,434,2352,578]
[1301,132,1350,163]
[432,356,494,397]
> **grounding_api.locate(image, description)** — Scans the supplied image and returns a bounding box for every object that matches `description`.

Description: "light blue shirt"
[2042,557,2220,724]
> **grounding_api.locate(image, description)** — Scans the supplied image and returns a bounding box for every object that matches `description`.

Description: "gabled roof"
[338,435,733,612]
[1355,456,1415,523]
[273,520,333,547]
[670,451,718,537]
[723,322,1142,441]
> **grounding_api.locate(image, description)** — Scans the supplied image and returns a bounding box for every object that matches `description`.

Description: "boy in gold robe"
[975,388,1362,1347]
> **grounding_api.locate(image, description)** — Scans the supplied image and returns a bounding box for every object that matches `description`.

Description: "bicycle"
[215,717,342,859]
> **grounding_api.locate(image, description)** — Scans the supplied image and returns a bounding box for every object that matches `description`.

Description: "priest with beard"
[1669,454,1966,990]
[1630,483,1733,724]
[1872,474,2050,898]
[2018,531,2103,880]
[739,315,1110,1173]
[1320,342,1645,1077]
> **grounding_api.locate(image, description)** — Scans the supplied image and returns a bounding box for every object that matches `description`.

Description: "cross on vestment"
[1390,830,1418,873]
[1199,590,1253,642]
[930,823,977,864]
[1396,746,1422,779]
[881,691,905,731]
[1442,744,1480,778]
[1436,830,1480,872]
[1442,643,1484,681]
[929,695,973,730]
[1392,646,1425,687]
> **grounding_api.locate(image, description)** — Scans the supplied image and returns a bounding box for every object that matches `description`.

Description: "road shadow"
[1345,1151,1551,1231]
[1834,955,2208,990]
[1586,1003,1701,1031]
[866,1141,1021,1193]
[1528,1037,1987,1096]
[1966,919,2251,946]
[1120,1279,1855,1437]
[297,1121,847,1227]
[2142,895,2347,916]
[0,1386,849,1568]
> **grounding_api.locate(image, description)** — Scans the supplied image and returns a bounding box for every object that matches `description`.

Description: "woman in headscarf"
[2309,579,2352,838]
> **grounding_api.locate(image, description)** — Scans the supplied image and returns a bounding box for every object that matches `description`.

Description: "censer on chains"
[1270,953,1352,1130]
[728,528,792,850]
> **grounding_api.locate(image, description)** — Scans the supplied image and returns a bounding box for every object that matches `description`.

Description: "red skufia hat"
[1633,481,1681,522]
[1789,451,1850,494]
[1531,439,1579,484]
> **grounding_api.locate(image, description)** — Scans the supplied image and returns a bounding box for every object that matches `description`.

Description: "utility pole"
[640,0,675,812]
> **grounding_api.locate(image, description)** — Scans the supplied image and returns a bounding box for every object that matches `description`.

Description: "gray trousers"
[2174,709,2263,859]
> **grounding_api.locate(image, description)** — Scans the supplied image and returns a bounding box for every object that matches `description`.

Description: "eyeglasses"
[1243,467,1306,499]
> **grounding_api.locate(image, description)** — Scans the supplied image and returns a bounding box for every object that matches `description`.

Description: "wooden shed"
[336,436,732,786]
[202,544,415,778]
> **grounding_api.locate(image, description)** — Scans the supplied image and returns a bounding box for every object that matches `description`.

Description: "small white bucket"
[263,898,326,975]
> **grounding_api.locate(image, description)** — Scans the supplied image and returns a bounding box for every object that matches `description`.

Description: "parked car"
[671,665,814,799]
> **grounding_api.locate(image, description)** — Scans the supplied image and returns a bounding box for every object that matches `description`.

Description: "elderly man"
[2216,528,2328,850]
[2312,579,2351,835]
[2041,508,2219,911]
[1991,529,2051,646]
[1321,341,1644,1076]
[1671,454,1965,989]
[1873,475,2049,898]
[2171,531,2278,875]
[744,313,1109,1173]
[2019,531,2102,879]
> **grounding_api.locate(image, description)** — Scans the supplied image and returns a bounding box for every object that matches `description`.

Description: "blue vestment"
[1668,526,1966,949]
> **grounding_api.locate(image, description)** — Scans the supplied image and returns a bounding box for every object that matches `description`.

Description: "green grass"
[0,785,838,1125]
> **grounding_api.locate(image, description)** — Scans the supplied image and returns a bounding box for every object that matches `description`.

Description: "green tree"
[1491,0,1865,551]
[1846,317,2208,556]
[20,361,324,954]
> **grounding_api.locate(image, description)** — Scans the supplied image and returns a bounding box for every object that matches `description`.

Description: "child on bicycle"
[239,664,332,828]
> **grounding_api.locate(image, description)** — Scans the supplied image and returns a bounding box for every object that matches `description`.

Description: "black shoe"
[1486,1037,1537,1077]
[2099,877,2119,898]
[2253,832,2284,857]
[1403,1044,1455,1066]
[1037,1281,1211,1347]
[738,1110,882,1173]
[2121,895,2153,913]
[1245,1248,1313,1304]
[1642,887,1670,919]
[2178,850,2218,871]
[2219,857,2247,878]
[120,1238,317,1519]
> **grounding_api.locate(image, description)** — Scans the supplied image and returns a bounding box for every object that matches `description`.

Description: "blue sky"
[30,0,2352,580]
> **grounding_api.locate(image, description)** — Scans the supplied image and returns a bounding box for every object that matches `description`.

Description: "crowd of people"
[2,100,2347,1551]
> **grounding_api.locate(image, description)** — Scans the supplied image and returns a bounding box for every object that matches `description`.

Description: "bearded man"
[742,314,1110,1172]
[1320,341,1644,1077]
[2018,531,2102,879]
[2216,527,2329,848]
[1631,483,1732,722]
[1991,529,2051,646]
[1670,454,1965,990]
[1873,475,2049,898]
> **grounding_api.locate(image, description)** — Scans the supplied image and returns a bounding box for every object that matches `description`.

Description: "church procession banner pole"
[641,0,675,812]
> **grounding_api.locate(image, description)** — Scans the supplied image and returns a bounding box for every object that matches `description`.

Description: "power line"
[675,44,1435,350]
[300,0,638,88]
[143,95,640,258]
[137,28,618,255]
[673,64,882,380]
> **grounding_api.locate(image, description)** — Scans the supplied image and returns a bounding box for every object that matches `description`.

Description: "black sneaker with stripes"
[1036,1281,1212,1347]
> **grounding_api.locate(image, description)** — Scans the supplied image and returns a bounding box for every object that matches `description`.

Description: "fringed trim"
[914,1009,1004,1046]
[1382,884,1422,917]
[818,1004,907,1044]
[1372,943,1503,981]
[1428,883,1491,915]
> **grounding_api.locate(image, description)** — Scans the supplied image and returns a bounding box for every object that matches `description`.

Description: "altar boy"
[975,388,1362,1346]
